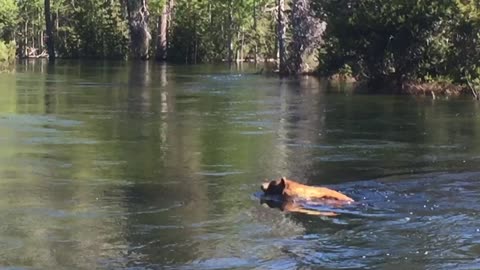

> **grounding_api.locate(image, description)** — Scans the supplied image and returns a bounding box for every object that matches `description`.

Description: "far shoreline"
[4,59,480,100]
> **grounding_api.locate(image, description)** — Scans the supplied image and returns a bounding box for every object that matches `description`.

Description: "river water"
[1,60,480,269]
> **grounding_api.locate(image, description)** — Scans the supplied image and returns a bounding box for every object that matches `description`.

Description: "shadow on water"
[1,61,480,269]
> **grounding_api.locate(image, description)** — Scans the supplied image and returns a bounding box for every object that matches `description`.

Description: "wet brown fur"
[261,177,354,203]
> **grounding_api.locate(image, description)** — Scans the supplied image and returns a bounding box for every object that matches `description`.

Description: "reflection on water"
[0,60,480,269]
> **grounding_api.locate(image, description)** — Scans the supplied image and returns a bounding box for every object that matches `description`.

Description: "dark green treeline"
[1,0,480,84]
[0,0,324,74]
[0,0,293,63]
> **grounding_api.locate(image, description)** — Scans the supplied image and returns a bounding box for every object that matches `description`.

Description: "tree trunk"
[156,0,170,61]
[55,10,59,30]
[129,0,151,60]
[277,0,287,74]
[253,0,257,63]
[44,0,55,62]
[290,0,302,74]
[39,11,44,49]
[40,30,44,48]
[193,10,197,64]
[23,21,28,57]
[31,19,35,50]
[288,0,325,74]
[273,21,277,62]
[240,28,244,62]
[227,0,233,63]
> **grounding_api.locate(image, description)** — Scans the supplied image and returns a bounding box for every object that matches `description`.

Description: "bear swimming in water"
[260,177,353,216]
[261,177,354,202]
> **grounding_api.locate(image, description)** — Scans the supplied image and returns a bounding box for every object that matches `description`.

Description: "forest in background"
[1,0,480,92]
[0,0,324,75]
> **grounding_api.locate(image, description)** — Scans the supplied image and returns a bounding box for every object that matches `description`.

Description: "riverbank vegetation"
[314,1,480,96]
[0,41,16,69]
[1,0,480,94]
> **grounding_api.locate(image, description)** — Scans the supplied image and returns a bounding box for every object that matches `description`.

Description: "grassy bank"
[324,73,478,99]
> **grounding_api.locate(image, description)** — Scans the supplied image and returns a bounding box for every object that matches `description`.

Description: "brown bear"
[261,177,354,203]
[260,177,354,216]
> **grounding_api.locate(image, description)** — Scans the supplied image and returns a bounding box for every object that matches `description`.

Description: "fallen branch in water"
[466,78,480,100]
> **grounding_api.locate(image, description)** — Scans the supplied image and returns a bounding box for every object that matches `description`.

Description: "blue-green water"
[0,60,480,269]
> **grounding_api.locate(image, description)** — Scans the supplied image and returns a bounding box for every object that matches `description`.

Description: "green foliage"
[314,0,480,88]
[447,1,480,85]
[56,0,129,58]
[168,0,277,63]
[16,0,43,56]
[0,0,19,41]
[4,0,277,62]
[0,41,16,68]
[149,0,166,16]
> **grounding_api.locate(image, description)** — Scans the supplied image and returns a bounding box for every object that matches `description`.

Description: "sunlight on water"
[0,61,480,269]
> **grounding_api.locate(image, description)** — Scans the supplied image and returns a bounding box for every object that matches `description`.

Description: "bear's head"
[261,177,287,196]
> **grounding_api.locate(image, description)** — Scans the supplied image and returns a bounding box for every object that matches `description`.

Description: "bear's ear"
[280,177,287,187]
